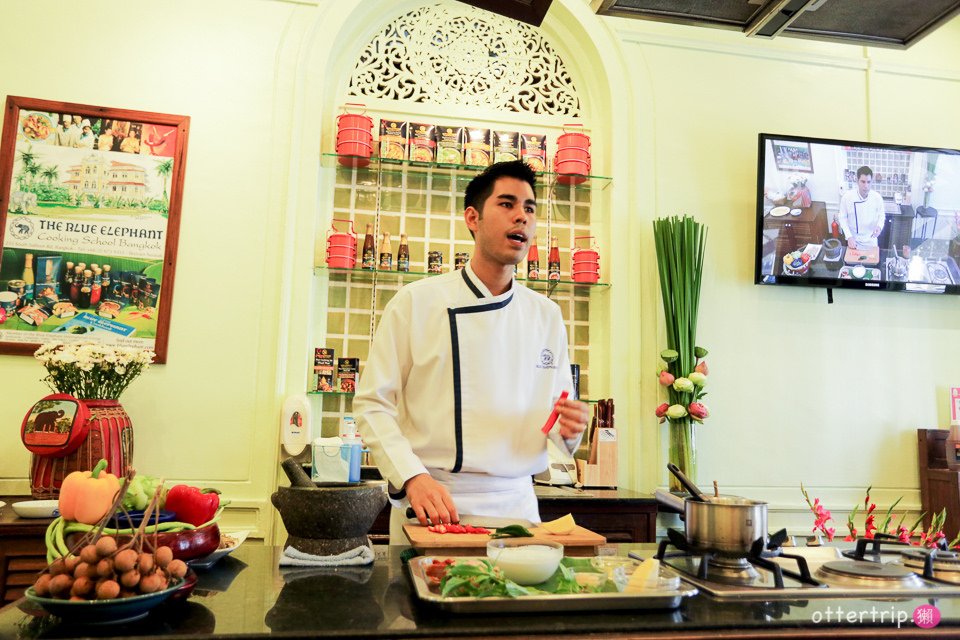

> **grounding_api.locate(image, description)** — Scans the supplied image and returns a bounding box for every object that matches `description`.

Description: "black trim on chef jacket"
[447,269,513,473]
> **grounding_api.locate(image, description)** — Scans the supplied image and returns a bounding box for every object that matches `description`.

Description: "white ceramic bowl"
[486,538,563,585]
[12,500,60,518]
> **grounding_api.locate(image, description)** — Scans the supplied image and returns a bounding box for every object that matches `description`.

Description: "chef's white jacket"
[839,189,885,248]
[354,261,576,520]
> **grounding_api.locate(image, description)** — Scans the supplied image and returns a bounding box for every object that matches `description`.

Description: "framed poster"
[771,139,814,173]
[0,96,190,363]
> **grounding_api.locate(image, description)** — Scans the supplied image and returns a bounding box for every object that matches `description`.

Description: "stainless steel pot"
[684,495,768,555]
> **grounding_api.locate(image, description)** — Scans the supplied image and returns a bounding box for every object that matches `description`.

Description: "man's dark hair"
[857,165,873,179]
[464,160,537,213]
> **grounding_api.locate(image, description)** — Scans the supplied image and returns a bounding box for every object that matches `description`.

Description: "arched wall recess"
[274,0,645,510]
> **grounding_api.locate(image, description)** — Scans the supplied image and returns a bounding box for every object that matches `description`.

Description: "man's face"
[857,173,873,198]
[465,176,536,267]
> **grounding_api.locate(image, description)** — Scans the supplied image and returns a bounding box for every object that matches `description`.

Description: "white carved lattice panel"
[348,3,581,116]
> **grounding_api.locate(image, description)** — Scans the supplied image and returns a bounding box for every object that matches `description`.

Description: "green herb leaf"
[489,524,534,538]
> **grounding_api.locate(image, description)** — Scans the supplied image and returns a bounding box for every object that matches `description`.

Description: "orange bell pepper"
[58,459,120,525]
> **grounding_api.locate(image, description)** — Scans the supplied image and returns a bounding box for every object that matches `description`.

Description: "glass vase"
[668,418,697,494]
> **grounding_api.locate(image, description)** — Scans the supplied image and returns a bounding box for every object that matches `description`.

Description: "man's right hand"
[404,473,459,526]
[847,238,857,249]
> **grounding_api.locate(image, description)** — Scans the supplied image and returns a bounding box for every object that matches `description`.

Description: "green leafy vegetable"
[440,560,535,598]
[120,475,167,511]
[489,524,533,538]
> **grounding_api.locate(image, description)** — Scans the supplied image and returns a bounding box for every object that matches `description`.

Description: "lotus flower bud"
[673,377,694,393]
[689,402,710,420]
[660,349,679,363]
[694,346,708,358]
[657,361,668,374]
[688,372,707,387]
[695,360,709,375]
[655,403,669,419]
[658,370,675,386]
[666,404,688,419]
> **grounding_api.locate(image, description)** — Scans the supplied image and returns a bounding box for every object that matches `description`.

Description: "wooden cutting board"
[403,524,606,557]
[844,245,880,265]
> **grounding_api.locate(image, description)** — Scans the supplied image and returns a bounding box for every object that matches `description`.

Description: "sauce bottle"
[378,232,392,270]
[64,261,75,294]
[361,223,375,270]
[22,253,35,300]
[527,238,540,280]
[101,265,112,301]
[91,267,102,306]
[78,269,93,309]
[397,233,410,272]
[70,266,83,304]
[547,236,561,281]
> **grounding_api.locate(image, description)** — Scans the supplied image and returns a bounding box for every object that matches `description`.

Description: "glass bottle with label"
[91,268,102,306]
[78,269,93,309]
[64,261,75,294]
[548,236,561,281]
[101,265,112,301]
[361,223,375,270]
[397,233,410,272]
[378,232,392,270]
[22,253,35,300]
[527,238,540,279]
[70,266,83,304]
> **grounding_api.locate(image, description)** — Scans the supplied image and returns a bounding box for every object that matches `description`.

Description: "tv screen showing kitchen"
[754,133,960,295]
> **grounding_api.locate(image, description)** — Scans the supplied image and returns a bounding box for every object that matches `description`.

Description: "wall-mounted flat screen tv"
[755,133,960,295]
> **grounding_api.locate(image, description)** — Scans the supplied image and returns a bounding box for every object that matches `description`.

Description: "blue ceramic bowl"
[110,510,177,529]
[26,578,182,625]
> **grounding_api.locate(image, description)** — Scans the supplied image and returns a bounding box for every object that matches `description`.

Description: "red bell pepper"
[165,484,221,526]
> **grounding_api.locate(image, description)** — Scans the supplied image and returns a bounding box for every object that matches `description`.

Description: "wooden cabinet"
[917,429,960,540]
[770,201,827,266]
[367,487,656,545]
[0,499,49,604]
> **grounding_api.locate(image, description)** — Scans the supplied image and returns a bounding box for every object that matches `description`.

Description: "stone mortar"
[271,481,388,556]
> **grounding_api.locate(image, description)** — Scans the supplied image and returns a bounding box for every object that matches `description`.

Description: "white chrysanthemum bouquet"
[34,342,155,399]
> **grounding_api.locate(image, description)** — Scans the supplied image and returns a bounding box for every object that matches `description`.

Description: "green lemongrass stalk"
[653,215,708,401]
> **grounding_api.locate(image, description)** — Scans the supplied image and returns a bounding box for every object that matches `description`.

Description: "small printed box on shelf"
[379,120,408,162]
[520,133,547,172]
[464,128,491,168]
[493,131,520,164]
[337,357,359,393]
[408,123,436,163]
[314,347,335,392]
[436,126,465,165]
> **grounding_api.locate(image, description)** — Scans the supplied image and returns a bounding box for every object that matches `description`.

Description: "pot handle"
[667,462,707,502]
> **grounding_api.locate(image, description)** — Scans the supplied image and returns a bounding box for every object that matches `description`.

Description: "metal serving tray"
[406,556,698,613]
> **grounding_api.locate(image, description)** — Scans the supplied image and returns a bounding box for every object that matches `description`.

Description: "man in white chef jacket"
[838,165,885,249]
[354,160,590,543]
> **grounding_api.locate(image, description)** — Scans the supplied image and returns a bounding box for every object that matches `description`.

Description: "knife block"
[577,427,617,488]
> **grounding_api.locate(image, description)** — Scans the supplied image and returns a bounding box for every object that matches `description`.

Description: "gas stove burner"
[817,560,925,589]
[706,556,760,584]
[899,548,960,584]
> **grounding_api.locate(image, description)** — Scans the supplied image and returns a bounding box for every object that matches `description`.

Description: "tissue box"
[312,438,361,483]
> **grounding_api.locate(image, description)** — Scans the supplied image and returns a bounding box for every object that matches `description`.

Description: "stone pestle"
[281,457,315,488]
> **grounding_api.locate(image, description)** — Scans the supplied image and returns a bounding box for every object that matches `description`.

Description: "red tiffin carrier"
[571,235,600,283]
[554,124,591,185]
[325,218,358,269]
[335,103,373,167]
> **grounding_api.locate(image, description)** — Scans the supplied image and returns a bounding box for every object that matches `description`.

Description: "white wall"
[1,0,959,538]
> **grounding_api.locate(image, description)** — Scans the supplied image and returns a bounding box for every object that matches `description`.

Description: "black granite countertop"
[2,544,960,639]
